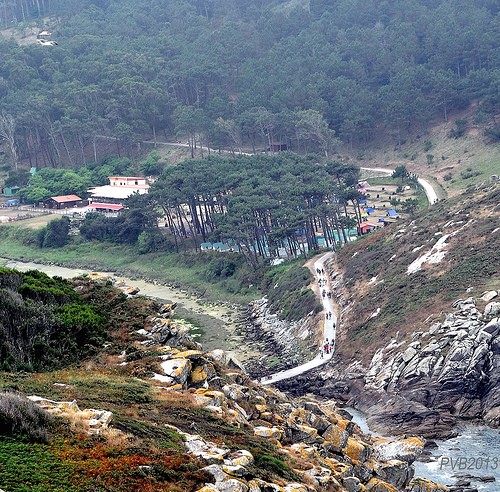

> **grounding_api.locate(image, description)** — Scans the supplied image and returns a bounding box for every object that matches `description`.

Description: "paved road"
[360,166,439,204]
[260,251,336,385]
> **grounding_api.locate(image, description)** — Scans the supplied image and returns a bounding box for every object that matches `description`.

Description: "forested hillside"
[1,0,500,168]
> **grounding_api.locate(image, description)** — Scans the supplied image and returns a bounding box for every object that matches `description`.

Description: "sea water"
[414,423,500,491]
[346,407,500,491]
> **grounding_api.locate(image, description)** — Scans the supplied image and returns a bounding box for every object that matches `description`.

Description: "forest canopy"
[0,0,499,168]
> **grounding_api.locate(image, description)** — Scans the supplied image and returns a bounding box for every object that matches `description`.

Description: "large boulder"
[367,397,457,439]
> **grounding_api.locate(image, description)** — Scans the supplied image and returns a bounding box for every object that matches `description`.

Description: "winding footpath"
[261,166,439,385]
[360,166,439,204]
[261,251,337,385]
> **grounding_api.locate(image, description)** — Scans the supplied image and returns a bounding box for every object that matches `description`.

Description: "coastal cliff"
[277,183,500,441]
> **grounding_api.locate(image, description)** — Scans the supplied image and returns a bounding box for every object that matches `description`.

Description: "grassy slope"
[332,183,500,365]
[0,280,299,491]
[0,233,259,304]
[345,104,500,199]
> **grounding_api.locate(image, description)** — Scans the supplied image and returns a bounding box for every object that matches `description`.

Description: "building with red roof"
[88,203,124,213]
[44,195,85,209]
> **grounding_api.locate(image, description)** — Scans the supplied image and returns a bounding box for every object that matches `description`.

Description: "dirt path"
[360,166,439,204]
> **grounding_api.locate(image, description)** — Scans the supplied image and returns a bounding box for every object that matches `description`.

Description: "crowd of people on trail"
[316,264,336,360]
[260,261,336,380]
[320,338,334,358]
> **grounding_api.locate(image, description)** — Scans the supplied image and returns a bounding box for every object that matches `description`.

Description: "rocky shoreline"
[278,293,500,442]
[99,298,448,491]
[240,296,322,379]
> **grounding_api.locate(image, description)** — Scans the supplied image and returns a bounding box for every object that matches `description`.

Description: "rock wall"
[288,293,500,440]
[243,297,321,377]
[364,295,500,437]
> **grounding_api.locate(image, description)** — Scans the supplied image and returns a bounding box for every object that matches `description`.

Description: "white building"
[88,176,150,205]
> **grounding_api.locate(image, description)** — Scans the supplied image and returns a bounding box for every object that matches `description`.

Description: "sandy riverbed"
[0,258,262,363]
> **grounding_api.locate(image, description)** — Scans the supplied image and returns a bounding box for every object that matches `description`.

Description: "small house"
[3,186,20,196]
[358,221,376,235]
[44,195,84,209]
[88,176,150,205]
[88,203,124,213]
[387,209,398,217]
[269,142,288,152]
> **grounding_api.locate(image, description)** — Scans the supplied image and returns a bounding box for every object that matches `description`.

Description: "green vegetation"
[263,261,322,321]
[0,266,161,374]
[1,1,500,171]
[18,158,137,203]
[0,231,256,302]
[0,268,107,371]
[0,436,76,492]
[149,154,362,265]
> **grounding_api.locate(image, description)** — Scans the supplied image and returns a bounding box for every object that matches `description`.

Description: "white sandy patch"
[407,234,451,274]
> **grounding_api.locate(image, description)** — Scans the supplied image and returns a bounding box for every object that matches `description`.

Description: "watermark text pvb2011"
[440,456,499,471]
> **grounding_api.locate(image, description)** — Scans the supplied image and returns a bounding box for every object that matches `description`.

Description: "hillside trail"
[260,251,337,385]
[260,167,440,385]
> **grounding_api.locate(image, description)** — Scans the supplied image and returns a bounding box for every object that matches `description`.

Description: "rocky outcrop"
[25,291,447,492]
[360,296,500,436]
[27,395,113,435]
[150,345,443,489]
[303,294,496,439]
[144,303,203,350]
[281,293,500,439]
[244,297,319,376]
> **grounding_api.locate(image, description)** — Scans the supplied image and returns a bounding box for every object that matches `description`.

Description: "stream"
[347,407,500,491]
[0,258,262,363]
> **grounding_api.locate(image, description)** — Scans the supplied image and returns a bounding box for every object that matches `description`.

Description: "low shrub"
[0,392,54,442]
[460,168,481,180]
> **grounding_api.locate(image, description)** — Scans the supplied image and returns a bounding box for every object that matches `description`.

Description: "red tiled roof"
[89,203,124,211]
[49,195,82,203]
